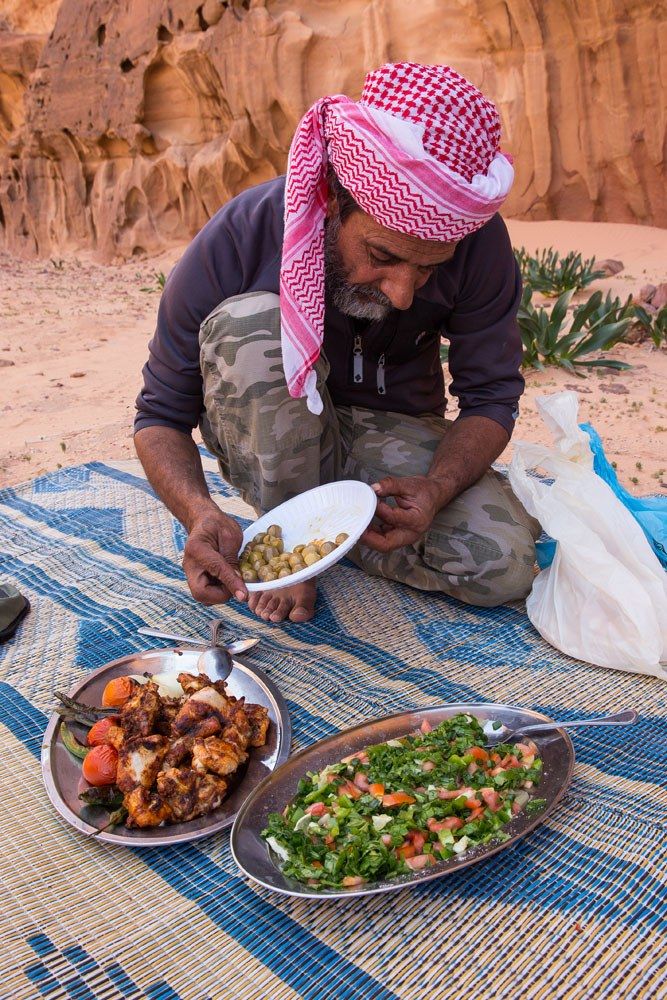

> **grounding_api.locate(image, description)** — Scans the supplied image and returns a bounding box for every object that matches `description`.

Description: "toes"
[269,598,292,622]
[289,604,315,622]
[259,595,281,620]
[249,592,271,618]
[249,582,317,624]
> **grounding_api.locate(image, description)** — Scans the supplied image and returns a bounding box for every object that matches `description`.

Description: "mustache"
[349,284,392,306]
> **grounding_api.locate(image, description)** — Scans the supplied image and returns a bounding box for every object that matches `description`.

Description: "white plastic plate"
[240,481,377,592]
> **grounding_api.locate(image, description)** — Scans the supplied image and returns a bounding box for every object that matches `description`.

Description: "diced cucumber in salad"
[262,714,544,889]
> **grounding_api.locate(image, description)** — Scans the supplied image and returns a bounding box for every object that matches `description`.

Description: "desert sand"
[1,218,666,494]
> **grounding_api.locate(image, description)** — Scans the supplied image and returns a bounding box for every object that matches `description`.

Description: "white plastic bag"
[509,391,667,679]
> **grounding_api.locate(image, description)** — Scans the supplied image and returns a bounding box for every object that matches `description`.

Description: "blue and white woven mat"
[0,456,665,1000]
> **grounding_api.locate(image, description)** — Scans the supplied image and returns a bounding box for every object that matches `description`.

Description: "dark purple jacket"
[135,176,523,437]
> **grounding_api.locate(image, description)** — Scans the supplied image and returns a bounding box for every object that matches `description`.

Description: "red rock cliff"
[1,0,665,260]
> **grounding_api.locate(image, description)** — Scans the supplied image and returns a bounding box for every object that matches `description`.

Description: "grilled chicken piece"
[244,704,270,747]
[193,772,228,818]
[178,673,239,701]
[163,735,194,769]
[105,724,125,751]
[156,767,227,823]
[156,696,181,735]
[121,681,162,740]
[116,735,168,793]
[191,736,248,777]
[177,672,212,695]
[124,786,172,828]
[222,706,251,749]
[173,686,236,738]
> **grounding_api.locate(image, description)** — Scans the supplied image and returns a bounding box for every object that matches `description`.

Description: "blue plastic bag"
[536,422,667,570]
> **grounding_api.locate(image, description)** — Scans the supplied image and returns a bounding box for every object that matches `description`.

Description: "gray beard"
[324,212,393,322]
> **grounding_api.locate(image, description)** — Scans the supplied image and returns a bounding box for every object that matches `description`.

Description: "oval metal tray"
[41,647,292,846]
[231,702,574,898]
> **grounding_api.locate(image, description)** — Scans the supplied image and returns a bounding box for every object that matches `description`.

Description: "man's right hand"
[182,506,248,606]
[133,427,249,607]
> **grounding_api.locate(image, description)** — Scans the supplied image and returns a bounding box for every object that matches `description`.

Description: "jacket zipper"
[376,353,386,396]
[353,334,364,384]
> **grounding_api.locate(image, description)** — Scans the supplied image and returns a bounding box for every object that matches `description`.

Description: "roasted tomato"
[86,716,121,747]
[101,676,136,709]
[82,744,118,786]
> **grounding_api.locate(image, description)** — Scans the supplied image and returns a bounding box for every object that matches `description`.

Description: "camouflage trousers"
[199,292,540,606]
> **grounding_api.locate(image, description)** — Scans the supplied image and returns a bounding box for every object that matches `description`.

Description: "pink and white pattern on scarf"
[280,63,515,414]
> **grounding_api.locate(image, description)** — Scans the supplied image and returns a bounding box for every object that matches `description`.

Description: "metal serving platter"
[231,702,574,899]
[41,647,292,846]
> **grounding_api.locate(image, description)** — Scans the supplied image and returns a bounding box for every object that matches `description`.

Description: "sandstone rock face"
[1,0,665,260]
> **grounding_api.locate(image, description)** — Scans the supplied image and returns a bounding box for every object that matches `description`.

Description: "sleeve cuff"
[133,415,196,436]
[455,403,518,438]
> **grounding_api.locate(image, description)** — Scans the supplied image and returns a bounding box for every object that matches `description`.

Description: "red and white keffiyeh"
[280,62,514,414]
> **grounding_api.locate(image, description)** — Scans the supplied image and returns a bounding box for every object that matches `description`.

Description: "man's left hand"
[360,475,450,552]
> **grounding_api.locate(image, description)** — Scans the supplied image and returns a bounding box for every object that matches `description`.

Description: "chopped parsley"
[262,714,544,889]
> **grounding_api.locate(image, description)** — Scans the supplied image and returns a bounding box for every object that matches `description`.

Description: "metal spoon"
[137,625,260,657]
[482,709,638,746]
[196,620,234,683]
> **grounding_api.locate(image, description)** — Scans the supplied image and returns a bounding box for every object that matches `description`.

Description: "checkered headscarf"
[280,63,514,414]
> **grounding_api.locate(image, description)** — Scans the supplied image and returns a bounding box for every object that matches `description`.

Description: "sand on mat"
[1,219,665,493]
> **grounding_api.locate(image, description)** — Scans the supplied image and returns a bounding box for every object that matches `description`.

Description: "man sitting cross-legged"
[134,62,540,624]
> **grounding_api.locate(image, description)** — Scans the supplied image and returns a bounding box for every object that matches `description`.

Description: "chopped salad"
[262,714,545,889]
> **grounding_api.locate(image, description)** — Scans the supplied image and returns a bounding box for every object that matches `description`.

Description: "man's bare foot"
[248,580,317,623]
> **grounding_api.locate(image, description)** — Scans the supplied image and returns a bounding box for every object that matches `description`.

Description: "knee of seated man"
[200,292,283,387]
[463,527,536,607]
[429,522,536,607]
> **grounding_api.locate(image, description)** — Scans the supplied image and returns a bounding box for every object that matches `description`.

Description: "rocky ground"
[1,219,666,493]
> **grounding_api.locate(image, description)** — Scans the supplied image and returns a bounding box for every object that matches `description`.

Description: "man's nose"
[379,267,418,311]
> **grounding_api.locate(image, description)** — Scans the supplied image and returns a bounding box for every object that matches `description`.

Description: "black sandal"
[0,583,31,642]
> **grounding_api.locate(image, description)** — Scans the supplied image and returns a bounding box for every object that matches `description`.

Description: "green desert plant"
[140,271,167,293]
[514,246,606,296]
[630,304,667,348]
[518,287,635,374]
